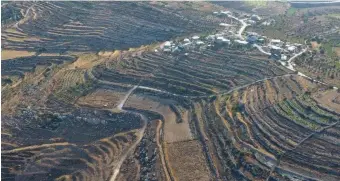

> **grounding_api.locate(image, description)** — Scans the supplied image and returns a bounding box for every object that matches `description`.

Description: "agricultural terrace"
[1,1,340,181]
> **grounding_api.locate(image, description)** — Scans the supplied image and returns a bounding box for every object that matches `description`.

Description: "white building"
[251,14,262,21]
[206,35,216,41]
[287,46,296,52]
[247,32,259,36]
[182,42,192,50]
[183,38,190,43]
[281,54,288,61]
[270,45,282,50]
[234,40,248,45]
[219,23,230,27]
[270,39,282,46]
[247,20,256,25]
[216,37,230,44]
[196,41,205,45]
[262,21,271,26]
[192,36,200,41]
[220,10,231,16]
[163,41,172,52]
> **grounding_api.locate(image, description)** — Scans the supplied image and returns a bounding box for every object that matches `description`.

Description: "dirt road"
[110,86,147,181]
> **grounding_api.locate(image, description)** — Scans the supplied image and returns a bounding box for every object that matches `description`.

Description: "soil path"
[156,120,172,181]
[110,86,147,181]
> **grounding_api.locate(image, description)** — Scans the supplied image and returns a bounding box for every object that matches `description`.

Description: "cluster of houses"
[159,9,305,62]
[161,35,206,54]
[243,32,304,60]
[268,39,303,60]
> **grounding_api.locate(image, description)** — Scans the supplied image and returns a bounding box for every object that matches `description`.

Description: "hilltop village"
[159,10,306,63]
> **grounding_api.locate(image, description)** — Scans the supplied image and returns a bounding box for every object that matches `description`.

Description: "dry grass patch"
[166,140,211,181]
[1,50,35,60]
[311,41,320,49]
[7,36,41,42]
[313,89,340,113]
[77,89,126,108]
[334,47,340,57]
[4,28,27,35]
[39,53,60,56]
[68,53,101,69]
[125,95,193,143]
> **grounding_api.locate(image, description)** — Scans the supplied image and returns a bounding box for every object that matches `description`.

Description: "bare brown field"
[77,88,127,108]
[125,95,193,143]
[334,47,340,57]
[2,1,340,181]
[1,50,35,60]
[313,89,340,113]
[68,53,100,69]
[166,140,211,181]
[311,41,321,49]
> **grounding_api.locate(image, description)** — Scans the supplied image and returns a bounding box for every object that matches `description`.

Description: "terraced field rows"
[91,48,290,97]
[2,1,220,52]
[200,75,340,180]
[2,130,139,181]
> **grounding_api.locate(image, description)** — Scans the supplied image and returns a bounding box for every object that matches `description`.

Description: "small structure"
[216,37,230,45]
[270,45,282,58]
[177,44,185,51]
[262,21,271,26]
[270,39,281,45]
[257,38,265,44]
[281,54,288,61]
[246,32,259,36]
[183,38,190,43]
[206,35,216,41]
[246,35,258,44]
[182,42,192,50]
[294,43,303,48]
[196,41,205,45]
[219,23,230,27]
[220,10,231,16]
[192,36,200,41]
[163,41,172,52]
[247,19,256,25]
[234,39,248,45]
[287,45,296,52]
[251,14,261,21]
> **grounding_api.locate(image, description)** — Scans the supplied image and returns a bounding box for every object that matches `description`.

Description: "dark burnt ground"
[1,55,75,78]
[2,1,219,53]
[1,101,143,181]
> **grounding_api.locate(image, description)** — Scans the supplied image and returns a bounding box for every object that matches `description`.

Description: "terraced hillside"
[90,47,289,97]
[2,1,340,181]
[2,1,220,53]
[1,107,144,181]
[185,75,340,180]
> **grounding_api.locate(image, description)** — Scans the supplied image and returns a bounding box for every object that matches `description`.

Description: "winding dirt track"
[110,86,147,181]
[156,120,172,181]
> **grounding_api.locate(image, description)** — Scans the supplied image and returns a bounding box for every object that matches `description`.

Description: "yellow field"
[166,140,211,181]
[1,50,35,60]
[125,95,193,143]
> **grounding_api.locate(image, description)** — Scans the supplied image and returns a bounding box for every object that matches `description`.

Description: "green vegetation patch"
[287,7,297,16]
[327,13,340,19]
[244,0,268,7]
